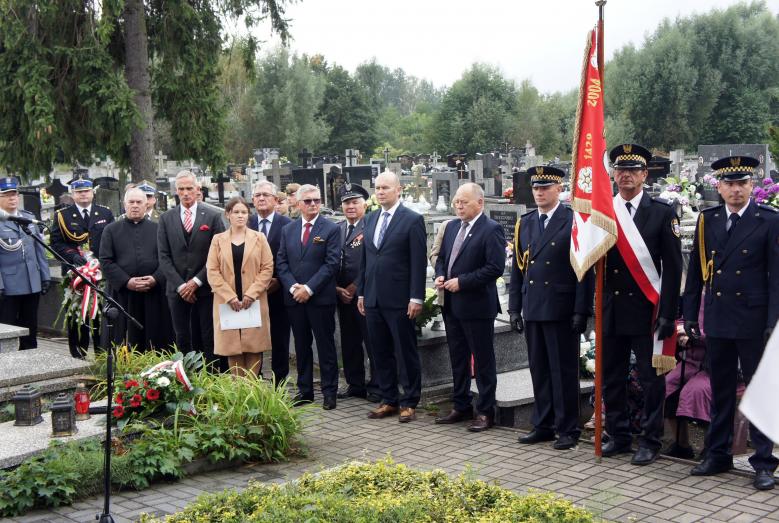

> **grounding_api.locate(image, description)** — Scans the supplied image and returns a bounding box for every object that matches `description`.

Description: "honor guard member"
[601,144,682,465]
[509,167,593,449]
[683,156,779,490]
[0,177,51,349]
[50,177,115,358]
[336,183,381,402]
[137,181,162,222]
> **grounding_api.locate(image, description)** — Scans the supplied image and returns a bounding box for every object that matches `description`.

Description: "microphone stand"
[20,225,142,523]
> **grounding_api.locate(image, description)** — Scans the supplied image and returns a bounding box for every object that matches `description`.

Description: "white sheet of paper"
[219,301,261,330]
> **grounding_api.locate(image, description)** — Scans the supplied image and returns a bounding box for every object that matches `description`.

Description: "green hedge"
[140,459,595,523]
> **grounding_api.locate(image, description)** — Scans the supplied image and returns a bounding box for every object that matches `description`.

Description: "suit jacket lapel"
[172,206,187,246]
[532,208,565,257]
[451,215,483,267]
[633,192,652,233]
[190,208,206,240]
[242,230,256,271]
[301,218,322,256]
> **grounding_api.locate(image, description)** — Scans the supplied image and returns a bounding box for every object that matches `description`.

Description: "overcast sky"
[246,0,779,93]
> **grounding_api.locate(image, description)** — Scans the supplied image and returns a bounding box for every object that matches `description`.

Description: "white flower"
[695,193,702,199]
[585,359,596,374]
[156,376,171,388]
[580,342,590,357]
[211,404,219,412]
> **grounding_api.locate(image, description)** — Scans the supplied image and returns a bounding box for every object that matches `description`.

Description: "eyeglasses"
[302,198,321,205]
[253,192,274,198]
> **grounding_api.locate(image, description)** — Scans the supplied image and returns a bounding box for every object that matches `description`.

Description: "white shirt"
[459,212,483,235]
[725,201,750,230]
[76,204,92,219]
[617,191,643,218]
[373,200,402,248]
[537,203,560,228]
[256,211,276,234]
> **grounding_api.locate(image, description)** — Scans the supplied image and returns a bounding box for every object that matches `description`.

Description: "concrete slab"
[0,347,91,388]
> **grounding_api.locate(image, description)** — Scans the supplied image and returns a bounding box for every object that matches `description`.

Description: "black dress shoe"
[553,435,578,450]
[336,387,367,399]
[754,470,776,491]
[664,443,695,460]
[631,447,659,466]
[322,396,337,410]
[435,409,474,424]
[292,393,314,406]
[366,392,382,403]
[690,458,733,476]
[518,430,556,444]
[601,440,632,457]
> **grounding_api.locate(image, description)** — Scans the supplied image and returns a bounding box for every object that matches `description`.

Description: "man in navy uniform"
[601,144,682,465]
[434,183,505,432]
[0,177,51,349]
[248,180,292,384]
[508,167,593,449]
[50,177,115,358]
[683,155,779,490]
[336,183,380,402]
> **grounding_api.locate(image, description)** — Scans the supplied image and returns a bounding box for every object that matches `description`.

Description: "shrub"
[139,459,595,523]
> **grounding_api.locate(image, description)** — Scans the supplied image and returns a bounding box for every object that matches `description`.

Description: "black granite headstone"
[344,165,374,189]
[486,204,523,243]
[45,179,69,207]
[18,186,42,220]
[513,171,534,207]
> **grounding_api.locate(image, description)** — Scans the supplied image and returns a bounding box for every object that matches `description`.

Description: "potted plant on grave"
[753,178,779,209]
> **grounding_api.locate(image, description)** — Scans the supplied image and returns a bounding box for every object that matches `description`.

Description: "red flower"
[115,392,124,404]
[113,405,125,418]
[130,394,143,408]
[199,224,210,231]
[145,389,160,401]
[124,379,139,389]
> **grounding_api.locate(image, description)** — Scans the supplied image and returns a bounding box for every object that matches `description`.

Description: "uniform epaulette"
[758,204,778,213]
[520,209,536,218]
[94,203,111,211]
[701,204,723,213]
[651,196,673,206]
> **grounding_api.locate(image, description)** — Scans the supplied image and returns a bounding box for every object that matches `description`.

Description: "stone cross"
[345,148,359,167]
[383,147,390,167]
[298,149,312,168]
[155,150,168,177]
[215,171,230,205]
[431,151,440,168]
[409,165,426,201]
[456,160,469,180]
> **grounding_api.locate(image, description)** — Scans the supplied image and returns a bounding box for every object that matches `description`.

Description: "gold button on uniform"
[615,291,620,296]
[716,292,722,296]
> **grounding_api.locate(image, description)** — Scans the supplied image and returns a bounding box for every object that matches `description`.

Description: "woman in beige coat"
[207,197,273,376]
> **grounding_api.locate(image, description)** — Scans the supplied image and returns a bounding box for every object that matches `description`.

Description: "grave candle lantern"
[74,382,90,421]
[51,393,77,437]
[12,385,43,426]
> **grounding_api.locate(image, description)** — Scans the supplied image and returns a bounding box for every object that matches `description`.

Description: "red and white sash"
[613,196,676,373]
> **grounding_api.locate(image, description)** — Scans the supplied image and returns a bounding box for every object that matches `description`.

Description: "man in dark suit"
[357,171,427,423]
[248,180,293,384]
[157,170,226,370]
[508,167,593,449]
[50,177,114,358]
[336,183,380,402]
[276,184,341,410]
[683,155,779,490]
[434,183,505,432]
[602,144,682,465]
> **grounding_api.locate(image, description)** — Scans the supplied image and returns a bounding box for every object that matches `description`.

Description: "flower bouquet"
[753,178,779,210]
[579,332,596,378]
[57,248,104,328]
[416,287,441,331]
[502,187,514,202]
[112,351,204,430]
[658,176,701,218]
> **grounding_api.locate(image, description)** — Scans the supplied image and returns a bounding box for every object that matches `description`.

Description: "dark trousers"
[525,320,581,439]
[337,299,379,395]
[706,337,778,473]
[287,303,338,399]
[168,293,223,372]
[443,313,497,416]
[0,293,40,349]
[68,319,101,358]
[269,297,291,384]
[365,307,421,408]
[603,334,665,451]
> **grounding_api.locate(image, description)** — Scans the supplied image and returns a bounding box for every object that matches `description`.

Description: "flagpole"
[593,0,606,462]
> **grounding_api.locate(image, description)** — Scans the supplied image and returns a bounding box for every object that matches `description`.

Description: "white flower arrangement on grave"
[658,176,701,218]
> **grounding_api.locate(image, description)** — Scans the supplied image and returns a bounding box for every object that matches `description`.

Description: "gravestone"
[155,150,168,178]
[432,171,459,209]
[290,167,325,199]
[470,159,484,183]
[647,156,671,185]
[388,163,403,176]
[93,176,121,216]
[45,179,69,208]
[18,186,42,220]
[397,154,414,170]
[512,170,535,208]
[155,177,171,211]
[485,203,525,243]
[298,149,313,168]
[697,144,771,181]
[264,159,293,192]
[344,149,359,167]
[344,165,374,190]
[324,164,346,209]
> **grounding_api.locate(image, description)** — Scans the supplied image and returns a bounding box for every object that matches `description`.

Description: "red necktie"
[302,222,311,245]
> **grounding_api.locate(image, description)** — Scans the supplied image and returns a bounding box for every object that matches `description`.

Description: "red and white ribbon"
[70,259,102,322]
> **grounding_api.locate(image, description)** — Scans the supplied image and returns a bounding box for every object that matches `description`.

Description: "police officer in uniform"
[50,177,115,358]
[0,177,51,349]
[683,155,779,490]
[509,166,593,449]
[336,183,380,402]
[601,144,682,466]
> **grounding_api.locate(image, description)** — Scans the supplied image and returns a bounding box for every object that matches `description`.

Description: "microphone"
[0,209,47,227]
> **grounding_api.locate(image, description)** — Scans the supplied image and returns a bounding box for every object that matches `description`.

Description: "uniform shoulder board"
[651,196,673,206]
[520,209,536,218]
[95,203,111,211]
[19,209,35,217]
[701,204,722,213]
[758,204,778,213]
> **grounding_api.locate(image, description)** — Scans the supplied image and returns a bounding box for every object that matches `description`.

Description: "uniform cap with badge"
[711,155,759,181]
[609,143,652,170]
[338,182,369,203]
[0,177,19,194]
[69,178,94,192]
[527,166,565,187]
[136,181,157,195]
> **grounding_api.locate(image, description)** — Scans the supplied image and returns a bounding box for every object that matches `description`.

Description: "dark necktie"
[302,222,311,245]
[727,213,740,236]
[376,212,390,248]
[447,221,469,278]
[539,213,548,234]
[82,208,90,223]
[346,224,355,244]
[625,201,633,217]
[260,219,269,236]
